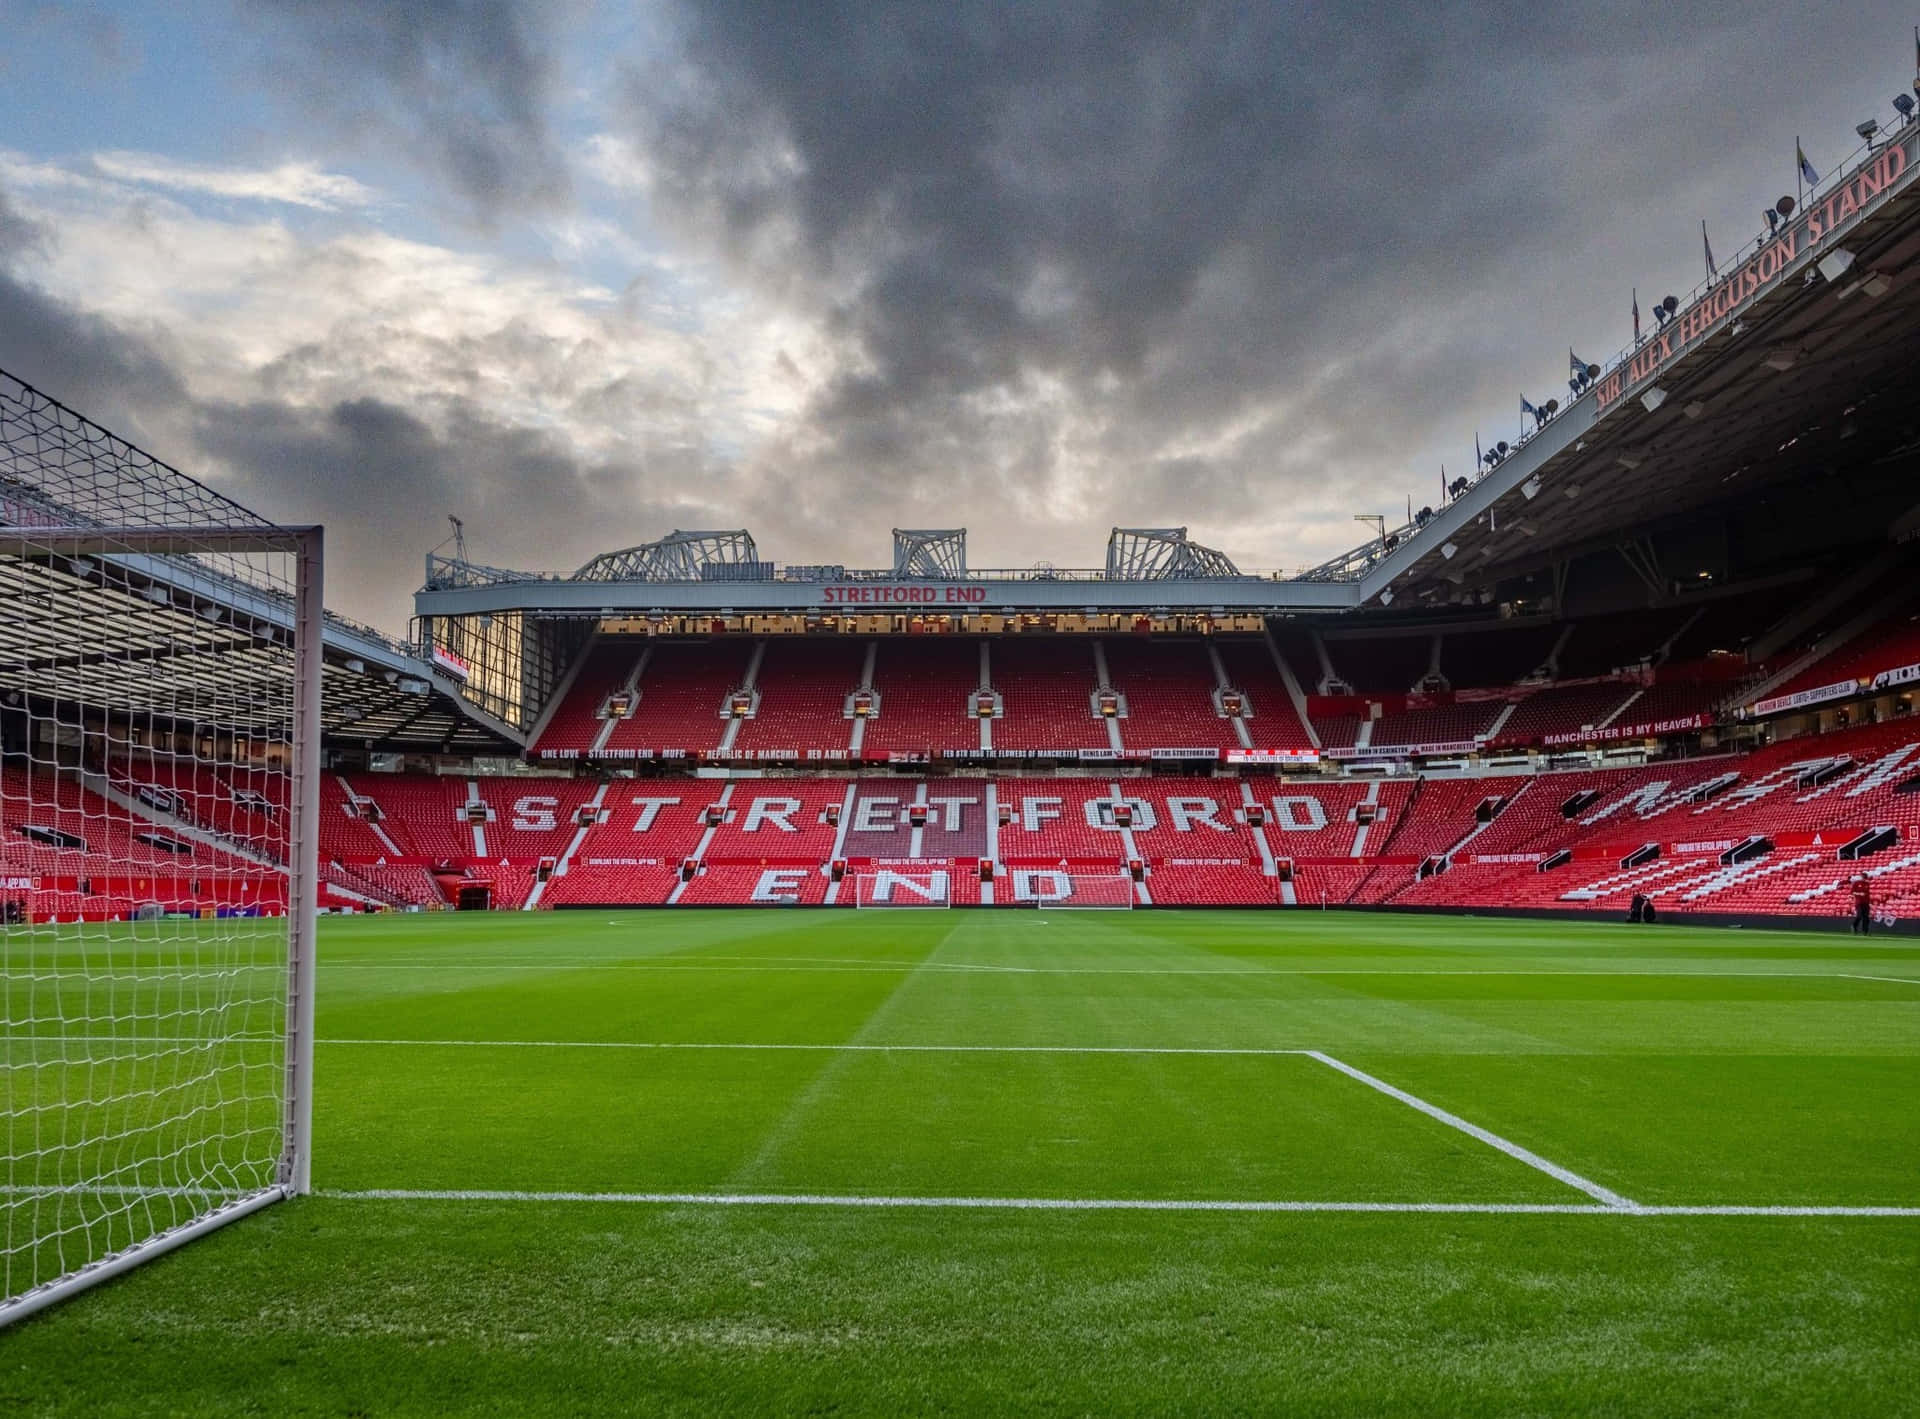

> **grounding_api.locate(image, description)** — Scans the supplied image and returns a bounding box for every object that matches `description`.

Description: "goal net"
[853,870,952,908]
[1006,870,1135,908]
[0,369,320,1327]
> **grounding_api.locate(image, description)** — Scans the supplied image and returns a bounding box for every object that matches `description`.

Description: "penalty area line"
[1302,1050,1636,1210]
[317,1189,1920,1218]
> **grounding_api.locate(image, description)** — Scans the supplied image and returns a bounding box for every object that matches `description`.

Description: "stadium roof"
[0,370,522,755]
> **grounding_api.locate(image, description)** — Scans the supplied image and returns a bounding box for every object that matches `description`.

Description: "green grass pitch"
[4,907,1918,1416]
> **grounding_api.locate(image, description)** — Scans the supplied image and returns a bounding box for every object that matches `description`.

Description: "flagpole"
[1796,135,1803,209]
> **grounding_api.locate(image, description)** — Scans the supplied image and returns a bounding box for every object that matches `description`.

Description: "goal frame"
[0,525,322,1329]
[1008,871,1136,909]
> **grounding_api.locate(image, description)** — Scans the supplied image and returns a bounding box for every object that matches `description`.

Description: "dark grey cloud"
[8,0,1918,637]
[0,186,44,260]
[0,185,188,441]
[2,179,721,625]
[622,0,1919,569]
[192,392,718,622]
[245,0,568,221]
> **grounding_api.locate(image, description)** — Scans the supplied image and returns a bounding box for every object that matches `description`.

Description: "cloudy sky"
[1,2,1914,627]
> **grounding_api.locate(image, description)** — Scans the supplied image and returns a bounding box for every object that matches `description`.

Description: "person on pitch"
[1849,875,1873,936]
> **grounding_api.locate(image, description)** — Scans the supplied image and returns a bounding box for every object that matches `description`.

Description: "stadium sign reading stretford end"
[1595,131,1916,417]
[820,583,989,605]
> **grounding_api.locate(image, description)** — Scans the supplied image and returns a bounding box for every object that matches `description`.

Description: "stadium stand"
[1100,639,1234,750]
[1759,605,1920,705]
[1212,640,1315,749]
[602,639,751,756]
[863,638,984,756]
[1488,682,1639,747]
[533,640,636,756]
[730,637,865,757]
[986,639,1109,751]
[1323,634,1433,693]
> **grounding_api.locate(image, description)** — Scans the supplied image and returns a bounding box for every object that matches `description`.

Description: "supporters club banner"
[1595,130,1917,417]
[1749,679,1861,718]
[1325,740,1477,761]
[1225,748,1320,765]
[1542,713,1709,747]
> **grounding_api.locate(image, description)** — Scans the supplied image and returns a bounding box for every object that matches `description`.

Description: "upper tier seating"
[1439,623,1562,688]
[534,640,638,756]
[1101,639,1233,751]
[1211,641,1315,749]
[602,639,751,755]
[1555,609,1689,678]
[988,639,1108,751]
[863,638,984,756]
[1764,606,1920,703]
[1368,702,1503,748]
[1489,683,1639,747]
[1322,634,1432,693]
[731,638,865,757]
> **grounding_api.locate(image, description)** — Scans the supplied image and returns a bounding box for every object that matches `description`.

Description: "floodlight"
[343,658,366,674]
[1379,589,1394,606]
[1682,400,1707,419]
[1641,386,1668,413]
[1817,248,1857,282]
[1857,119,1880,142]
[1895,94,1915,120]
[1441,541,1459,560]
[1763,347,1800,371]
[1521,476,1542,500]
[1776,195,1796,218]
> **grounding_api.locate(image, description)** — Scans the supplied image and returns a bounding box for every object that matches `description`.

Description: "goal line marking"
[6,1184,1910,1217]
[305,959,1920,981]
[319,1189,1920,1218]
[316,1039,1324,1056]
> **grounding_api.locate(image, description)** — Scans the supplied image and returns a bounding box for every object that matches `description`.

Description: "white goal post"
[0,372,322,1327]
[1006,870,1135,908]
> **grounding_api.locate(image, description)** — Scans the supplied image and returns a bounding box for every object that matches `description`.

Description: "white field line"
[1303,1050,1635,1209]
[300,958,1920,981]
[317,1040,1320,1055]
[318,1188,1920,1218]
[4,1184,1912,1217]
